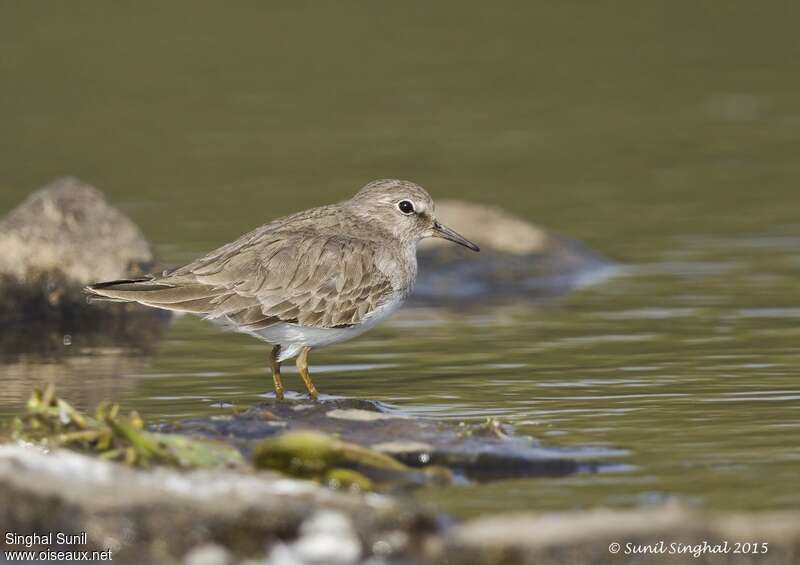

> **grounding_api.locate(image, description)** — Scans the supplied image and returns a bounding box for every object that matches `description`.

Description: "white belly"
[242,294,405,361]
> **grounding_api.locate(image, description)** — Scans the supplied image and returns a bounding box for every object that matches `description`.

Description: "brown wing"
[90,233,396,331]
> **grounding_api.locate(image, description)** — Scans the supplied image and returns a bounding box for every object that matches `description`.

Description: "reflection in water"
[0,312,171,411]
[0,350,148,413]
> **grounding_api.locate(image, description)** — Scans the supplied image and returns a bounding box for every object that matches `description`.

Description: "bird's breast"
[375,242,418,298]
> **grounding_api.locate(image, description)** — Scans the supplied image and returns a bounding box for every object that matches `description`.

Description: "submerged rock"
[9,386,451,491]
[252,430,452,491]
[162,397,610,482]
[416,199,617,303]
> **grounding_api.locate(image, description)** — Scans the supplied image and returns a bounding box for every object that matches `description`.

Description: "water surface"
[1,1,799,518]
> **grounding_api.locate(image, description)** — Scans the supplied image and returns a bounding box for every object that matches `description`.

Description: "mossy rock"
[252,430,451,490]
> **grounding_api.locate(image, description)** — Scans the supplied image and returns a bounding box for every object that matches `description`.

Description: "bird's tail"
[84,277,166,303]
[84,277,220,314]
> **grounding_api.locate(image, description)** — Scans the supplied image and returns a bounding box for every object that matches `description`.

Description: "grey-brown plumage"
[86,179,479,399]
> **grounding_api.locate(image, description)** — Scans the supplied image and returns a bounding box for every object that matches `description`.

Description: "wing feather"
[162,234,396,329]
[86,207,400,330]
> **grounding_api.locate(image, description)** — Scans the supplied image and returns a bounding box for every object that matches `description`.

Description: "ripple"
[733,308,800,319]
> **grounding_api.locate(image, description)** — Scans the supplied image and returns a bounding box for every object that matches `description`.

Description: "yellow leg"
[270,345,285,400]
[296,346,319,400]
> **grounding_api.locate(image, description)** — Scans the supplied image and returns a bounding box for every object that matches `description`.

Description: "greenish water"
[1,2,799,518]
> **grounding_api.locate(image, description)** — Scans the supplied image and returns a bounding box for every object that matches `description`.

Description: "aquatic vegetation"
[10,385,244,469]
[5,386,451,492]
[252,430,452,490]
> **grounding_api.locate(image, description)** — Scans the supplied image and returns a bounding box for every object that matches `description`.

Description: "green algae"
[10,385,244,469]
[5,386,451,492]
[252,430,452,489]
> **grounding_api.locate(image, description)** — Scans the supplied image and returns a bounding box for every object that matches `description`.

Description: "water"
[1,2,799,518]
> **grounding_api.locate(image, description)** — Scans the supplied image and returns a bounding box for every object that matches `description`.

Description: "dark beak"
[432,221,480,252]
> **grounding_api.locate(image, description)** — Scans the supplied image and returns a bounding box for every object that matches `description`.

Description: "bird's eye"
[398,200,415,215]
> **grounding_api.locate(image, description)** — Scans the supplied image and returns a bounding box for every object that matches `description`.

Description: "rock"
[184,544,233,565]
[162,397,613,482]
[427,200,552,256]
[445,507,800,565]
[415,200,617,303]
[0,444,439,564]
[325,409,399,422]
[0,177,166,345]
[251,430,446,490]
[0,177,153,286]
[288,511,363,564]
[11,386,447,491]
[3,444,800,565]
[370,441,435,455]
[7,384,612,492]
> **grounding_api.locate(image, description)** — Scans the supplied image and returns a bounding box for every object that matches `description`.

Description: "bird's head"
[348,179,480,251]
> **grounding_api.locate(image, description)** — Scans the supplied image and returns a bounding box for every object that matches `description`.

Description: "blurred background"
[1,2,799,517]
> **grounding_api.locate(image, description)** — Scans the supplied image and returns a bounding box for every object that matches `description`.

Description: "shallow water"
[1,2,799,518]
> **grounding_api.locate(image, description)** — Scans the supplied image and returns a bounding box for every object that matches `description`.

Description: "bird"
[85,179,480,400]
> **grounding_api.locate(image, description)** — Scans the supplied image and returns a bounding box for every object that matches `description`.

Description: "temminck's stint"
[86,179,479,399]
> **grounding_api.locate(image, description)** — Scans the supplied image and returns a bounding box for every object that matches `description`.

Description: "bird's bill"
[431,221,480,252]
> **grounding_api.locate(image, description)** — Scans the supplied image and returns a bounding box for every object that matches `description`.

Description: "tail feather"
[84,277,156,302]
[84,277,220,313]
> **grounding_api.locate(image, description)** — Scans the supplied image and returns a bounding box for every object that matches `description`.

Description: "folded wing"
[85,234,395,330]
